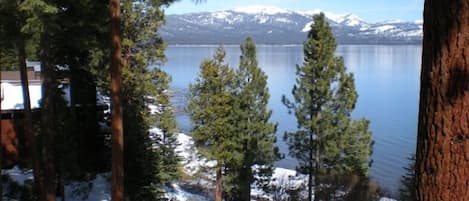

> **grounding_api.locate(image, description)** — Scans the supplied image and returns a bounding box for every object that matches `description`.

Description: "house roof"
[0,60,42,84]
[1,70,41,83]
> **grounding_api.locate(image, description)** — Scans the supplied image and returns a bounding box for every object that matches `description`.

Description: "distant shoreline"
[167,43,423,47]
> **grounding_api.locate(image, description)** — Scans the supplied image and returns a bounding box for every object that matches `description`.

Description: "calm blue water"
[158,45,421,195]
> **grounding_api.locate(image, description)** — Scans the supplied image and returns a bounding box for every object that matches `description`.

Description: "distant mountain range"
[161,5,423,45]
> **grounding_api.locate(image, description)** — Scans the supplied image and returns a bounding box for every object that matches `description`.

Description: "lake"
[158,45,421,195]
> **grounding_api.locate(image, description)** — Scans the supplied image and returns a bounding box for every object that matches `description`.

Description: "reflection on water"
[158,45,421,195]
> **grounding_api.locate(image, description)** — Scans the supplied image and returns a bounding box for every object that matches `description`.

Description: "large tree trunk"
[40,28,57,201]
[215,166,223,201]
[239,166,251,201]
[415,0,469,201]
[110,0,124,200]
[70,67,101,173]
[308,134,319,201]
[17,36,42,200]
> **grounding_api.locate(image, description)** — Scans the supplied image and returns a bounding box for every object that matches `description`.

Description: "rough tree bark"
[110,0,124,200]
[415,0,469,201]
[40,27,56,201]
[215,166,222,201]
[17,35,42,201]
[308,133,312,201]
[314,137,321,201]
[239,166,251,201]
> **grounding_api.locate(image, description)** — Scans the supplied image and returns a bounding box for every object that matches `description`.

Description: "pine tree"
[188,47,239,201]
[17,1,61,200]
[153,68,180,184]
[227,37,280,201]
[399,155,416,201]
[0,2,42,199]
[119,0,179,200]
[282,13,373,201]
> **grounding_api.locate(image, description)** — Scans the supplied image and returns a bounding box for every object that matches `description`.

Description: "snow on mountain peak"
[335,13,365,26]
[232,5,291,15]
[297,8,323,16]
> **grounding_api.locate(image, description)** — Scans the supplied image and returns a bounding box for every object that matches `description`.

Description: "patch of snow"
[302,21,314,32]
[148,103,162,114]
[271,167,305,187]
[212,11,231,19]
[232,5,291,15]
[375,25,396,32]
[3,167,111,201]
[345,19,362,26]
[296,9,323,16]
[64,173,111,201]
[333,13,365,26]
[380,198,398,201]
[166,183,210,201]
[2,166,34,185]
[255,15,270,24]
[360,27,370,31]
[397,29,423,37]
[275,17,291,23]
[381,19,404,24]
[175,133,217,176]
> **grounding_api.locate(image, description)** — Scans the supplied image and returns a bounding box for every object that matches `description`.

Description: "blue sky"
[165,0,424,22]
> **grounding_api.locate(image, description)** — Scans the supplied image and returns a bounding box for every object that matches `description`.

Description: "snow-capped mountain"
[161,5,422,45]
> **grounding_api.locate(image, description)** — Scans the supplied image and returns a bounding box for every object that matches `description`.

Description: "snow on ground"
[175,132,217,176]
[166,183,210,201]
[2,166,34,185]
[0,132,397,201]
[64,174,111,201]
[380,198,397,201]
[2,167,110,201]
[0,84,397,200]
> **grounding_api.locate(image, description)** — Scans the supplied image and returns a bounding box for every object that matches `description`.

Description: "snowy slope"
[233,5,292,15]
[161,5,422,44]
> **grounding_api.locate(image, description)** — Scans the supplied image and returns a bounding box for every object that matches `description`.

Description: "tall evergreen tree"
[118,0,179,200]
[17,1,62,200]
[227,37,280,201]
[152,68,180,184]
[415,0,469,200]
[188,47,239,201]
[399,155,416,201]
[0,2,42,199]
[282,13,373,201]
